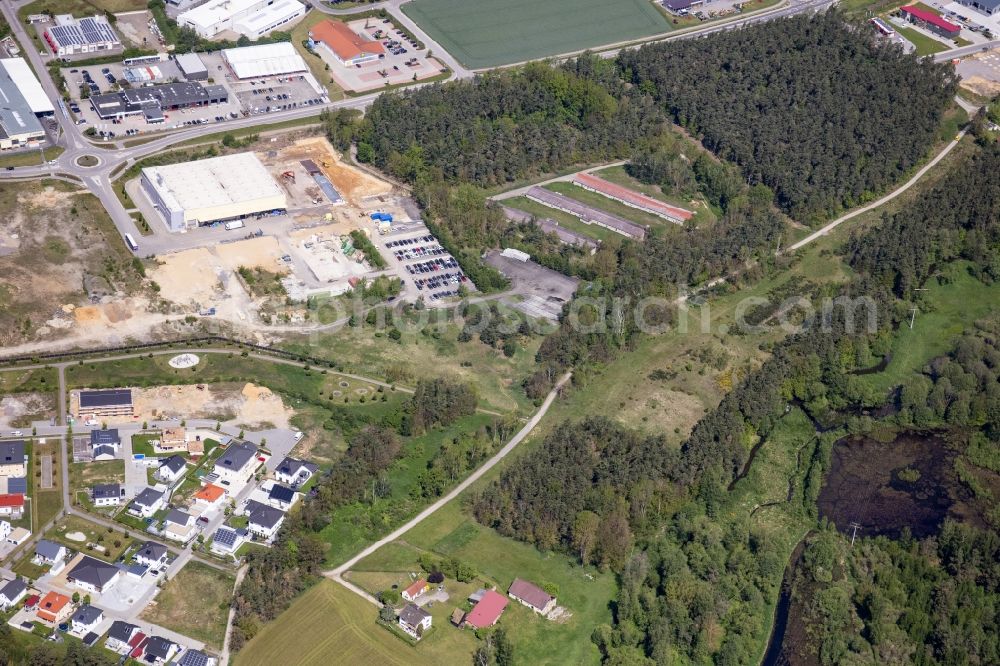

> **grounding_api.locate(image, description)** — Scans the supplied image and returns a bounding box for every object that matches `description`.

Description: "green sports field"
[403,0,672,69]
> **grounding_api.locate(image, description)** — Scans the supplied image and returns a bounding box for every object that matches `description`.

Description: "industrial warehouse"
[222,42,309,79]
[89,81,229,122]
[0,58,53,150]
[178,0,306,39]
[42,14,121,56]
[140,153,287,231]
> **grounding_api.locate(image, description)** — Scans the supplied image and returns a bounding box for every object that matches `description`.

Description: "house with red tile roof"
[402,578,429,602]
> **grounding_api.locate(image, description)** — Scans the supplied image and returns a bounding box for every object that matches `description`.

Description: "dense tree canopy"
[619,12,957,220]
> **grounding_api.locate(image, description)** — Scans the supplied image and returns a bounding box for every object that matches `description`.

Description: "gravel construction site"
[0,181,152,348]
[132,382,294,428]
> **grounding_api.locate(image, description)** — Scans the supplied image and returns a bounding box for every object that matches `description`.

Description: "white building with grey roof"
[141,153,286,232]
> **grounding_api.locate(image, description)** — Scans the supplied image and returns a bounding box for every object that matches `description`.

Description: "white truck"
[225,220,245,231]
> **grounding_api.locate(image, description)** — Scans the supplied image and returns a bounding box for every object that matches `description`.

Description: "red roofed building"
[402,578,428,602]
[900,6,961,38]
[309,19,384,66]
[465,590,509,629]
[128,632,147,659]
[0,494,24,518]
[574,173,694,224]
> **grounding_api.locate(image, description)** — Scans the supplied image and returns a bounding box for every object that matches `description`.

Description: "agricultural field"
[140,561,235,649]
[237,580,429,666]
[402,0,670,69]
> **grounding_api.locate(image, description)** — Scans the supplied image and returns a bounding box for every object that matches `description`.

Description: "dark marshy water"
[817,431,967,540]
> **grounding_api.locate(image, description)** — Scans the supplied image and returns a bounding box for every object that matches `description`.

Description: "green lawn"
[69,459,124,494]
[353,498,618,665]
[0,147,63,169]
[856,264,1000,397]
[402,0,670,69]
[896,26,949,56]
[140,561,235,649]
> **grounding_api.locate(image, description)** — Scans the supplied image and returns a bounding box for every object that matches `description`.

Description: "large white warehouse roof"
[178,0,261,34]
[222,41,308,79]
[142,153,285,224]
[0,58,54,115]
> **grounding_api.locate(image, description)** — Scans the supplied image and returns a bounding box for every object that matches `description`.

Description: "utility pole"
[849,522,861,546]
[909,287,928,329]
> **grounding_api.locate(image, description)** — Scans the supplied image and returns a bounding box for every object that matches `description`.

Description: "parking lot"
[484,249,578,321]
[60,49,327,138]
[375,225,476,304]
[326,18,445,92]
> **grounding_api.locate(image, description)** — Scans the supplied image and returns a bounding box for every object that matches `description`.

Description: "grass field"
[402,0,670,69]
[69,459,124,494]
[856,264,1000,397]
[896,26,949,56]
[238,580,432,666]
[0,147,64,169]
[45,514,134,562]
[32,439,63,532]
[141,561,234,649]
[354,499,618,664]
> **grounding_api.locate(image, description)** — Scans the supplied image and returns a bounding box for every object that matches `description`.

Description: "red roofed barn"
[508,578,557,615]
[465,590,509,629]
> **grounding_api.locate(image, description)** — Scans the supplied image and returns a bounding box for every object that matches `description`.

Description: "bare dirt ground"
[961,75,1000,98]
[0,181,151,348]
[0,393,55,428]
[272,138,393,205]
[132,382,293,428]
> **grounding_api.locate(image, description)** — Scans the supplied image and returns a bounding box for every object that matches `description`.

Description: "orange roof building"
[194,483,225,504]
[36,591,71,623]
[402,578,428,602]
[309,19,383,66]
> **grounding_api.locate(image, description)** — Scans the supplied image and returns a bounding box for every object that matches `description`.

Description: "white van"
[225,220,245,231]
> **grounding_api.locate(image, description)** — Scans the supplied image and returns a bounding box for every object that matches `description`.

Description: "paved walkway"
[327,371,572,604]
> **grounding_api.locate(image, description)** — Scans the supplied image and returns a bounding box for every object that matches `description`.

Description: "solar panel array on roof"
[213,526,239,547]
[79,389,132,408]
[6,478,26,494]
[48,16,119,49]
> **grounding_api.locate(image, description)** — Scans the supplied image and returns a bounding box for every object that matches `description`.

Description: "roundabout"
[75,154,101,168]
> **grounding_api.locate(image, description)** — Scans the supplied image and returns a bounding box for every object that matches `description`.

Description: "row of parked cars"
[394,244,445,261]
[407,256,459,275]
[415,271,467,291]
[386,234,435,248]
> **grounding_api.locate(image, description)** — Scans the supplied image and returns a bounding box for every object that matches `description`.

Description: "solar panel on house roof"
[213,527,238,547]
[7,478,26,494]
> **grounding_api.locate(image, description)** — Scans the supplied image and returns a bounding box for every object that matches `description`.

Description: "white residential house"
[70,604,103,636]
[213,442,259,484]
[105,621,140,653]
[273,456,318,487]
[92,483,124,507]
[398,603,432,640]
[156,455,187,484]
[143,635,179,664]
[247,504,284,541]
[6,526,29,545]
[134,541,169,568]
[266,483,296,511]
[66,555,121,594]
[163,508,196,542]
[210,526,248,556]
[0,578,27,609]
[129,487,166,518]
[34,539,67,567]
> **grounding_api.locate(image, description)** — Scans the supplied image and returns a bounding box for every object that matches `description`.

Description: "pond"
[817,430,967,540]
